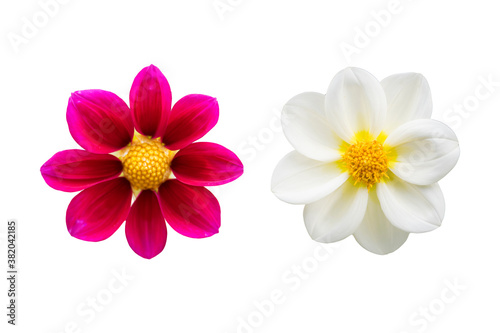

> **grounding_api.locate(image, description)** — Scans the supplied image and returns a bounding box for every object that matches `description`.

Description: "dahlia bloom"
[271,67,459,254]
[41,65,243,259]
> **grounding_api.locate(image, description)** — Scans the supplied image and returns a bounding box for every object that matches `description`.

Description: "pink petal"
[125,190,167,259]
[162,94,219,150]
[129,65,172,138]
[66,178,132,242]
[171,142,244,186]
[41,149,123,192]
[157,180,220,238]
[67,90,134,153]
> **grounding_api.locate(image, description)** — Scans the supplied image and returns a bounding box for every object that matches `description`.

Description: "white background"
[1,0,499,332]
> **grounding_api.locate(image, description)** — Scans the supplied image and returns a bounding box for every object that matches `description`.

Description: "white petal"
[376,176,445,233]
[271,151,349,204]
[281,92,343,162]
[325,67,387,142]
[354,191,409,255]
[385,119,460,185]
[381,73,432,133]
[304,181,368,243]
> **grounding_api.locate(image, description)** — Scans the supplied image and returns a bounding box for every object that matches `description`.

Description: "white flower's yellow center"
[341,137,390,190]
[118,134,175,191]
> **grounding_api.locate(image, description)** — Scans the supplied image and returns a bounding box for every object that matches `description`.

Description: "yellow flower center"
[341,138,389,190]
[119,135,175,191]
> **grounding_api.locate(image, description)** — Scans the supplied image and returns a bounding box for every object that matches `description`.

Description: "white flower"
[271,68,460,254]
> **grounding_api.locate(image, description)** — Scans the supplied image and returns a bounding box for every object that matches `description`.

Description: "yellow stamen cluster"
[342,139,389,190]
[122,141,171,191]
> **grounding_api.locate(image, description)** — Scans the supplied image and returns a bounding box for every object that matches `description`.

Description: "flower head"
[41,65,243,259]
[271,67,459,254]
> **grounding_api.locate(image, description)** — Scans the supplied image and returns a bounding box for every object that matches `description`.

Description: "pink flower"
[41,65,244,259]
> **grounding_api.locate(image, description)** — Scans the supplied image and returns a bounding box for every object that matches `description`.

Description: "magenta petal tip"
[129,65,172,138]
[171,142,244,186]
[40,149,123,192]
[162,94,219,150]
[157,180,221,239]
[126,190,167,259]
[66,178,132,242]
[66,89,134,154]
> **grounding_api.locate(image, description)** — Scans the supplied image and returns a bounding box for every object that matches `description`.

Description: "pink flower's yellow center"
[120,136,175,191]
[342,139,389,190]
